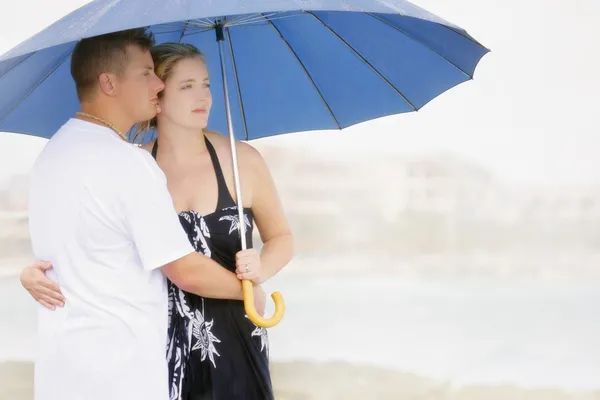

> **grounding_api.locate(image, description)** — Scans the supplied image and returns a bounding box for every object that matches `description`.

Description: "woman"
[20,42,293,400]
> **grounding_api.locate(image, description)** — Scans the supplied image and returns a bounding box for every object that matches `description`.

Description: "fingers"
[236,255,259,268]
[39,279,63,297]
[27,289,61,310]
[235,261,257,274]
[236,272,258,282]
[37,261,53,271]
[39,294,63,308]
[38,299,57,311]
[27,260,52,271]
[235,249,257,260]
[235,264,253,275]
[235,265,263,284]
[235,250,259,269]
[37,286,65,304]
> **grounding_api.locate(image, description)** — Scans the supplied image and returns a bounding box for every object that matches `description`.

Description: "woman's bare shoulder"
[204,130,263,162]
[203,130,227,145]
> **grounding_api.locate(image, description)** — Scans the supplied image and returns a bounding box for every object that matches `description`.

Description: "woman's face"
[158,56,212,130]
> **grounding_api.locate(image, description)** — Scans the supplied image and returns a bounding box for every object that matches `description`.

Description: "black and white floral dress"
[152,137,272,400]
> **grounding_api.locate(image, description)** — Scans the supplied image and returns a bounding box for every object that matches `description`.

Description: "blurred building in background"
[254,144,600,280]
[1,145,599,279]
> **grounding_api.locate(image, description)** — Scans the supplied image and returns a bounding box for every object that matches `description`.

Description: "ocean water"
[1,272,599,391]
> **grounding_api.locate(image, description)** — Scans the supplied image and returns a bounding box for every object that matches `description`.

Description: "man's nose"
[155,76,165,92]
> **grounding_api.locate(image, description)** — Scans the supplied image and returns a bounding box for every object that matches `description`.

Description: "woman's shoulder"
[204,130,264,165]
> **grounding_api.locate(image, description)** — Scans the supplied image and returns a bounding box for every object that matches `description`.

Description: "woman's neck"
[155,118,207,164]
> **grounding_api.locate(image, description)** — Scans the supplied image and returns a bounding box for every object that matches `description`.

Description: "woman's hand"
[20,261,64,310]
[235,249,265,285]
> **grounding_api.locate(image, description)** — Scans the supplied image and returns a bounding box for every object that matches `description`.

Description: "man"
[27,28,265,400]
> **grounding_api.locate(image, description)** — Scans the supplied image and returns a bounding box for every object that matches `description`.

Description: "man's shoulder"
[112,145,167,195]
[125,144,163,173]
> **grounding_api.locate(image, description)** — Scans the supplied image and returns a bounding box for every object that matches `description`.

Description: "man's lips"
[151,98,161,113]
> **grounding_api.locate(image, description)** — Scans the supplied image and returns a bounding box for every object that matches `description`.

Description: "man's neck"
[78,104,133,136]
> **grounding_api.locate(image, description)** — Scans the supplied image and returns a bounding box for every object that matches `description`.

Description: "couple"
[19,28,292,400]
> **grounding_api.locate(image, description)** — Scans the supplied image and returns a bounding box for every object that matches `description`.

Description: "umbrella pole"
[215,22,285,329]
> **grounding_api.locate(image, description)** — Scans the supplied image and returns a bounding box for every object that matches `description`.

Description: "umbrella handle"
[242,279,285,328]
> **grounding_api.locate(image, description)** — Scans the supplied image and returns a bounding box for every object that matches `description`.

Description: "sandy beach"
[2,360,599,400]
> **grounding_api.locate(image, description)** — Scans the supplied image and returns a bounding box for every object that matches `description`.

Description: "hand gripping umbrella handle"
[242,280,285,328]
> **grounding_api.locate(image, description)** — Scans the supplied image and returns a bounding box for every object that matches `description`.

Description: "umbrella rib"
[0,53,34,80]
[305,12,417,111]
[224,28,250,141]
[187,20,214,29]
[0,50,71,124]
[181,28,214,38]
[366,13,472,79]
[227,12,287,27]
[197,18,215,26]
[226,13,270,26]
[262,13,342,130]
[223,14,247,25]
[436,25,490,52]
[178,20,190,43]
[228,13,304,28]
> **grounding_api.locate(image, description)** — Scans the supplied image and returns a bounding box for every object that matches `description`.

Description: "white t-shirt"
[28,118,194,400]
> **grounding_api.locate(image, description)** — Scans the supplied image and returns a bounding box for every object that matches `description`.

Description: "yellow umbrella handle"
[242,279,285,328]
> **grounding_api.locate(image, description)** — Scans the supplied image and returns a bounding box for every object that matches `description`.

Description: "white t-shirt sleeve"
[121,150,194,271]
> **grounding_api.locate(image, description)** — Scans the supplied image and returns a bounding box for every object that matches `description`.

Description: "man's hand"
[20,261,64,310]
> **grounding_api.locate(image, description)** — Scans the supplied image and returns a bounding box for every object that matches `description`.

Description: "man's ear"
[98,73,117,96]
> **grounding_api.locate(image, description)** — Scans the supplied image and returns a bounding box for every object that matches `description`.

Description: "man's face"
[115,45,164,124]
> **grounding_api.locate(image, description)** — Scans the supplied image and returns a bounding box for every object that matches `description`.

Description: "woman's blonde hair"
[130,42,206,143]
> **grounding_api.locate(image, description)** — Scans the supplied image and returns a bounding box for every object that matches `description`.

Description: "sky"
[0,0,599,186]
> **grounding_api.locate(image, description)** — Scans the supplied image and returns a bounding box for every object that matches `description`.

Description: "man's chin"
[137,109,157,123]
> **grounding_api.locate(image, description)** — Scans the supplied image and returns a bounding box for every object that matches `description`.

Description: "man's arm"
[19,256,266,314]
[162,253,266,315]
[162,252,243,300]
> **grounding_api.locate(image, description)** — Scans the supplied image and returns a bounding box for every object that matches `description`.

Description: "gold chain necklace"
[76,112,128,141]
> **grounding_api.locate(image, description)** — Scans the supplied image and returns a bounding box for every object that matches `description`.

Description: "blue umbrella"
[0,0,489,327]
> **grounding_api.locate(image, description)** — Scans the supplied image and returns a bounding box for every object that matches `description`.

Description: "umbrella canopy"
[0,0,489,141]
[0,0,490,327]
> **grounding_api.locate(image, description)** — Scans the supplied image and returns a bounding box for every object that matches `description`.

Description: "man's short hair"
[71,28,155,101]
